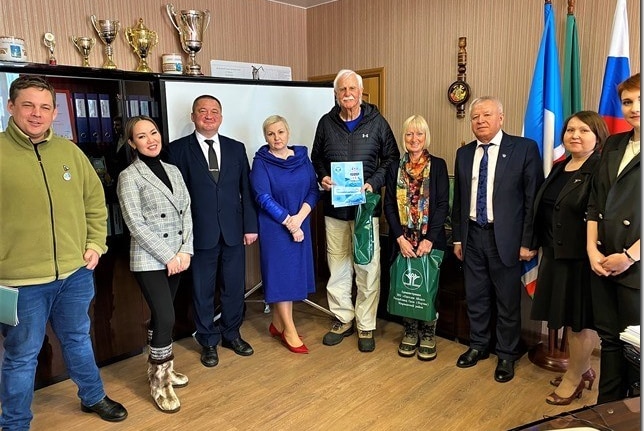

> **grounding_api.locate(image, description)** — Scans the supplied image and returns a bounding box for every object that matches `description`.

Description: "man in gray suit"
[451,96,543,382]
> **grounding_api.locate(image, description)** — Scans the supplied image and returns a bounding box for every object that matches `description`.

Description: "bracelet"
[623,248,637,263]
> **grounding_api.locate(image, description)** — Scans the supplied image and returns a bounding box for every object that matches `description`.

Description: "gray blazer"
[117,158,194,272]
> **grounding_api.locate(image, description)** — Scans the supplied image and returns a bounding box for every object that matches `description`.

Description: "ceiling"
[267,0,338,9]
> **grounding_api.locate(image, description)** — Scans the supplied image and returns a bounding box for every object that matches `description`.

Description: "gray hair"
[333,69,363,91]
[469,96,504,117]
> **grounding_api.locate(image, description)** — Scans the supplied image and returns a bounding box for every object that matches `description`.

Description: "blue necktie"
[476,144,491,226]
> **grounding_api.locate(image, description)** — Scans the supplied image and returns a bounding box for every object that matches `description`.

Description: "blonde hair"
[401,115,431,153]
[262,115,290,136]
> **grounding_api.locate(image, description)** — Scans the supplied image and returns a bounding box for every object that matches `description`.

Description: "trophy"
[125,18,158,73]
[166,3,210,76]
[90,15,120,69]
[43,32,57,65]
[71,36,96,67]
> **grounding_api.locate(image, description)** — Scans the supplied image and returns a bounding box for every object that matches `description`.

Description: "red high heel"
[269,323,282,338]
[280,332,309,354]
[546,380,585,405]
[550,368,596,390]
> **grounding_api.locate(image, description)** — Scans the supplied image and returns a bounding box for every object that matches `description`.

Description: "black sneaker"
[322,320,354,346]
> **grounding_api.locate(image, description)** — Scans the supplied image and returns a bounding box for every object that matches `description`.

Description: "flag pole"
[527,0,570,374]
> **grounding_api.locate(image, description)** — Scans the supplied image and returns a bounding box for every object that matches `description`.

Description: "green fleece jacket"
[0,118,107,286]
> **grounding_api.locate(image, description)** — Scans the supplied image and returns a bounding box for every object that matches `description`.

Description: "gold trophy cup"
[166,3,210,76]
[125,18,158,73]
[71,36,96,67]
[90,15,120,69]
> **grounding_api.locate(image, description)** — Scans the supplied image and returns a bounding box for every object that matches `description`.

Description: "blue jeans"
[0,267,105,431]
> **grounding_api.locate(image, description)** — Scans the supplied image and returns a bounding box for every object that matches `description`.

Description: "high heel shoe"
[546,380,585,406]
[269,323,282,338]
[550,368,596,390]
[280,332,309,354]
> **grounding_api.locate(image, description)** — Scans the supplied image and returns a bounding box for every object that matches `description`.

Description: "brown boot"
[148,361,180,413]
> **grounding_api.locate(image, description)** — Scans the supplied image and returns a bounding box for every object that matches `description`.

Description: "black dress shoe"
[494,359,515,383]
[80,396,128,422]
[222,337,254,356]
[456,347,490,368]
[201,345,219,367]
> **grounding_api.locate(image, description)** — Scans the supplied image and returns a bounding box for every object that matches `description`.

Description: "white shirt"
[196,131,222,169]
[617,139,640,176]
[468,129,503,223]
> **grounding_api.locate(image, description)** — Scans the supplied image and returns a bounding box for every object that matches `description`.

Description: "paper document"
[331,161,366,207]
[620,325,640,349]
[0,285,19,326]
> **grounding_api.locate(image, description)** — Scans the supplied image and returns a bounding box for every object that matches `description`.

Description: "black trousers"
[463,224,522,360]
[590,274,640,403]
[134,270,181,348]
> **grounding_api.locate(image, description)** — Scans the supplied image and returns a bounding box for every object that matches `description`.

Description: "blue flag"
[521,2,564,297]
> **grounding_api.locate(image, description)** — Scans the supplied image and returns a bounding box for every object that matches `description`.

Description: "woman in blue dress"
[250,115,319,354]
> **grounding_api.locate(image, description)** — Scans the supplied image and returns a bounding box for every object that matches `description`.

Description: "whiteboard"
[160,79,335,162]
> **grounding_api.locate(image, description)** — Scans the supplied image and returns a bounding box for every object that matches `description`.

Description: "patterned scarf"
[396,150,431,248]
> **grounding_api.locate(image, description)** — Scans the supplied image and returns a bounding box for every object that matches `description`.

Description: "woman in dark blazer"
[587,73,641,404]
[530,111,608,405]
[384,115,449,361]
[117,116,193,413]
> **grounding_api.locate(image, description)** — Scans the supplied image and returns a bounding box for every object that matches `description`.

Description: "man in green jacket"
[0,75,127,430]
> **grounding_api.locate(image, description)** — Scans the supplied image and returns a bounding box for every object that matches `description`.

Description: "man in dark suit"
[167,95,258,367]
[451,96,543,382]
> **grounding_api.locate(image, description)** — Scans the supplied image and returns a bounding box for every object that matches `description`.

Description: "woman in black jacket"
[587,73,641,404]
[384,115,449,361]
[530,111,608,405]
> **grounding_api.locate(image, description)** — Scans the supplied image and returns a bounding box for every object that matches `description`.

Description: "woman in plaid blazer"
[117,116,193,413]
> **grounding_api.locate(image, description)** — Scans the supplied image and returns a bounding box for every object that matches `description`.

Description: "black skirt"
[530,246,594,331]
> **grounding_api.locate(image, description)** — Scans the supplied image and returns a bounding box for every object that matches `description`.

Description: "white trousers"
[324,216,381,331]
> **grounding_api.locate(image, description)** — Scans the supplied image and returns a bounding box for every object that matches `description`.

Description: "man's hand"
[320,176,334,191]
[453,244,463,261]
[83,249,100,270]
[244,233,258,245]
[519,247,537,261]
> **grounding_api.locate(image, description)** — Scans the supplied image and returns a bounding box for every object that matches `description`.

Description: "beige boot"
[168,360,189,388]
[148,361,181,413]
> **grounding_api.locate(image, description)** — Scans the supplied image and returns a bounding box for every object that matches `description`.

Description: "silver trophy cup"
[90,15,120,69]
[166,3,210,76]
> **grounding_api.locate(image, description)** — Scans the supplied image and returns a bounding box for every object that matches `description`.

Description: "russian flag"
[521,2,565,297]
[598,0,631,134]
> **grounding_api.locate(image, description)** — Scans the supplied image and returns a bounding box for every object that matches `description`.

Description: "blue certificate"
[331,161,366,207]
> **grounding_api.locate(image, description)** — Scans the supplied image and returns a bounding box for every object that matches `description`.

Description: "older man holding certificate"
[311,69,399,352]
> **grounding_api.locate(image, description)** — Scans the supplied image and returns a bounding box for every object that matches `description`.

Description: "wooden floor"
[30,296,601,431]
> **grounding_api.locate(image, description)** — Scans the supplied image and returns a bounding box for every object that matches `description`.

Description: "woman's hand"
[600,252,633,276]
[292,228,304,242]
[588,249,610,276]
[397,236,417,258]
[285,213,304,233]
[167,255,182,276]
[416,239,433,257]
[177,252,191,271]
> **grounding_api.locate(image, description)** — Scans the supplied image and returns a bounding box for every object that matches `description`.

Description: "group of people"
[0,68,639,429]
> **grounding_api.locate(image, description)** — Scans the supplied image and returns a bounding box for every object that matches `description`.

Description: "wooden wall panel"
[0,0,308,79]
[306,0,641,169]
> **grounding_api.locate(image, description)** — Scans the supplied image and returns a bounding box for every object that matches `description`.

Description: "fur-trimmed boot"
[147,361,181,413]
[168,360,189,388]
[417,320,437,361]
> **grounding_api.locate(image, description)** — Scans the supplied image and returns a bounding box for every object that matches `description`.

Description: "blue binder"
[98,94,112,143]
[72,93,89,144]
[86,93,101,143]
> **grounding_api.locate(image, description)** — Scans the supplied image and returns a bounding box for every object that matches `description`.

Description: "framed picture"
[52,89,76,142]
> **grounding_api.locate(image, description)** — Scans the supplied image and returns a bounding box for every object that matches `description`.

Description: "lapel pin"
[63,165,72,181]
